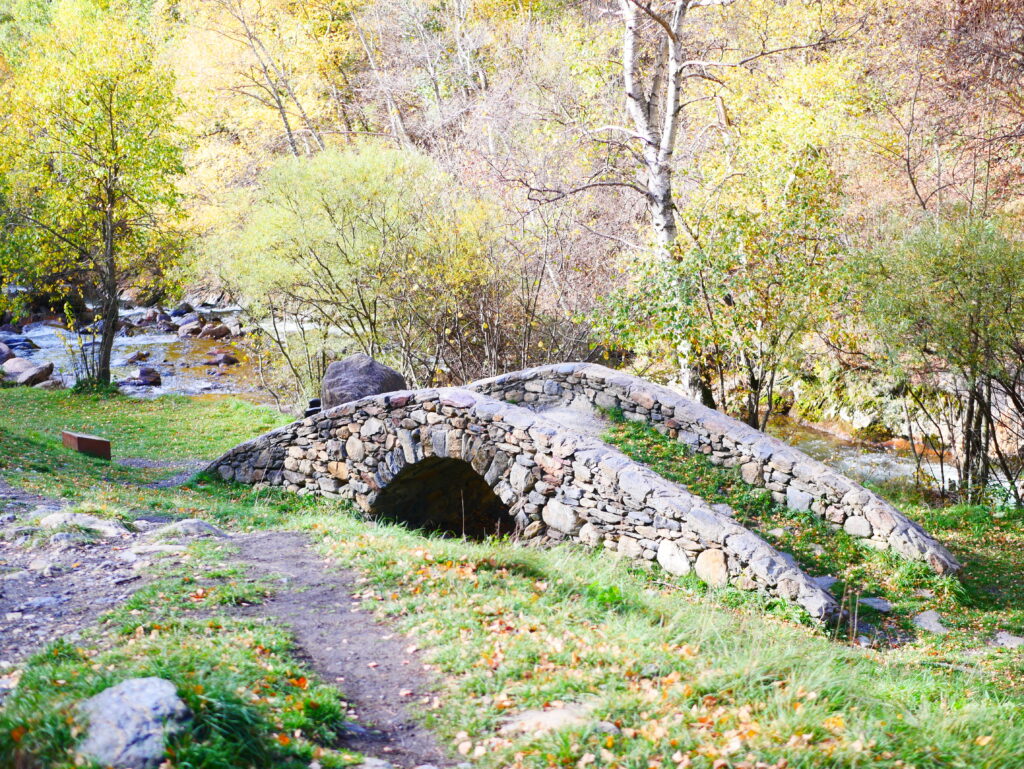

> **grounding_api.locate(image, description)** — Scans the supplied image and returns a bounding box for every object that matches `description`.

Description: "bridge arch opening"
[370,457,513,539]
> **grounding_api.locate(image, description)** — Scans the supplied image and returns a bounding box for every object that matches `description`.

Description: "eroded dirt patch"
[0,485,144,670]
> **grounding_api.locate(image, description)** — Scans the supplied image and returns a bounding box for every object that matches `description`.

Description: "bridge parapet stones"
[470,363,960,577]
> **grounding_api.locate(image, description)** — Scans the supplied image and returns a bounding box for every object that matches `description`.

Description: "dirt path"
[2,469,451,768]
[0,476,64,515]
[235,531,450,769]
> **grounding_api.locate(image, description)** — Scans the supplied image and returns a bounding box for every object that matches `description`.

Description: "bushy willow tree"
[213,145,582,404]
[0,0,185,385]
[856,216,1024,504]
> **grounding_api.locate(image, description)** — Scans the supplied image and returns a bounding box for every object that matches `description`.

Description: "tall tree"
[607,1,851,405]
[615,0,844,255]
[0,0,185,385]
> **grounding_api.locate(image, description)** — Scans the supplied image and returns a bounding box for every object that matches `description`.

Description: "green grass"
[279,508,1024,769]
[0,387,287,462]
[4,389,1024,767]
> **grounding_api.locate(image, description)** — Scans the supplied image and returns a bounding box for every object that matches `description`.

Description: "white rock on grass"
[992,631,1024,649]
[859,597,893,613]
[499,703,591,735]
[38,512,128,539]
[913,610,948,634]
[77,677,191,769]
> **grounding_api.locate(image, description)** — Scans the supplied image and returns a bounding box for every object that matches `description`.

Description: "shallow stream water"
[768,416,956,490]
[6,313,266,401]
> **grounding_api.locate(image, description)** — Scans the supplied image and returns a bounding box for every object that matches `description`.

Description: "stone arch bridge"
[208,363,960,622]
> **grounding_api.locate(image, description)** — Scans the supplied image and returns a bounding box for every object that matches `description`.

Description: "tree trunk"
[96,205,119,385]
[646,159,678,252]
[620,2,713,404]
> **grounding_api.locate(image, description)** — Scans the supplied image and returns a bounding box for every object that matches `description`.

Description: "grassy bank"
[2,389,1024,768]
[601,415,1024,690]
[0,387,287,462]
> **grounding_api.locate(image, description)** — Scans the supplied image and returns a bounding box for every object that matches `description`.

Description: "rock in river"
[2,357,34,378]
[134,366,162,386]
[16,362,54,387]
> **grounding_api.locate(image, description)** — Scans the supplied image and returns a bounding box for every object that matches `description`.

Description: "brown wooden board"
[61,431,111,461]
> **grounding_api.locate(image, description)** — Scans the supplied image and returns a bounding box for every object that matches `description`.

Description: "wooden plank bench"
[61,431,111,461]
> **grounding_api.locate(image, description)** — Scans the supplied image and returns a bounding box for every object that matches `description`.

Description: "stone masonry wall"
[207,387,840,621]
[469,363,960,576]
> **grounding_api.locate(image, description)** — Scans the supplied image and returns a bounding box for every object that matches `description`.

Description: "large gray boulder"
[16,362,54,386]
[2,357,33,378]
[77,677,191,769]
[320,354,407,410]
[0,342,12,363]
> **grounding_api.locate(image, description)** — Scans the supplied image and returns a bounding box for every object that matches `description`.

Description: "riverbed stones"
[321,354,408,411]
[15,362,54,387]
[0,342,11,363]
[197,322,230,340]
[77,677,191,769]
[209,352,239,366]
[2,357,34,378]
[134,366,161,386]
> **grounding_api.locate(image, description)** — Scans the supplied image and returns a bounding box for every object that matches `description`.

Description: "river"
[6,312,266,401]
[768,416,956,491]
